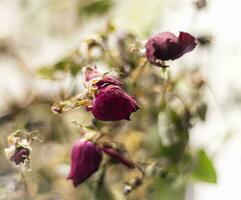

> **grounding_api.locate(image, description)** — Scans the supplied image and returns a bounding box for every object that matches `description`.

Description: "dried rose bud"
[101,145,135,169]
[10,147,30,165]
[145,32,197,67]
[68,139,102,187]
[90,85,139,121]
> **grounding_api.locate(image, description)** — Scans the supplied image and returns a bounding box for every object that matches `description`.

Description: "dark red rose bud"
[68,139,102,187]
[10,147,30,165]
[90,85,139,121]
[145,32,197,67]
[101,146,135,169]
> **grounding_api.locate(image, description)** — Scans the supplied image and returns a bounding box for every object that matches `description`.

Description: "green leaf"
[55,60,81,76]
[79,0,113,16]
[37,66,55,79]
[196,103,207,121]
[37,60,81,79]
[192,149,217,183]
[149,177,186,200]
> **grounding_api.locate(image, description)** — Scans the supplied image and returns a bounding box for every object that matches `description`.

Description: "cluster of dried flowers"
[4,21,201,197]
[50,30,197,189]
[4,30,199,200]
[1,1,217,199]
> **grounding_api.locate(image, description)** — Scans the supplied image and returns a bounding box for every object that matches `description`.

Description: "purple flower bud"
[90,85,139,121]
[101,145,135,169]
[68,139,102,187]
[10,147,30,165]
[145,32,197,66]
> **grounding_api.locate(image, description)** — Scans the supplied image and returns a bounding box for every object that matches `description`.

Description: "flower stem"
[93,160,110,200]
[160,68,170,109]
[21,173,31,200]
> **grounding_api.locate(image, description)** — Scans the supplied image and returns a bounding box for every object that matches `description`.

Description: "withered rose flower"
[145,32,197,67]
[90,85,139,121]
[10,147,30,165]
[101,145,135,169]
[84,67,139,121]
[68,139,102,187]
[51,66,139,121]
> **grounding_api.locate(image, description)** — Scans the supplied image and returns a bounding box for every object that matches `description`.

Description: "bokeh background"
[0,0,241,200]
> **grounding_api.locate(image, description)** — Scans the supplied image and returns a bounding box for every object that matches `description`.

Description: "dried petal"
[95,76,122,88]
[101,145,135,168]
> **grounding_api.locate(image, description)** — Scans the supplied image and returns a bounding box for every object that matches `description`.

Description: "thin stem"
[93,160,110,200]
[21,172,30,200]
[160,69,171,108]
[131,59,147,84]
